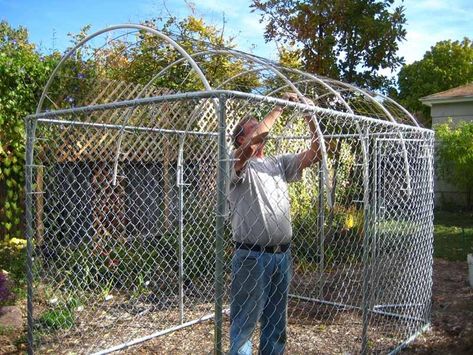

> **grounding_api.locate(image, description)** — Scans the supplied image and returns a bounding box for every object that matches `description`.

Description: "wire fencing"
[25,90,434,354]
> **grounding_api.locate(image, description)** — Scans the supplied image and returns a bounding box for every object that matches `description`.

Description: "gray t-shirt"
[227,153,302,246]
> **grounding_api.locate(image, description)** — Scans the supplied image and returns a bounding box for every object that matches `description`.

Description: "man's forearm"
[250,106,283,142]
[298,114,322,169]
[247,92,298,144]
[306,114,320,154]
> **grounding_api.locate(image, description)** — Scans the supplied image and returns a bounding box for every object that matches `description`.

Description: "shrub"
[435,120,473,210]
[38,306,75,330]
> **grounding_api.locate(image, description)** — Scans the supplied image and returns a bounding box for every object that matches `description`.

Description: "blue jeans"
[229,248,292,355]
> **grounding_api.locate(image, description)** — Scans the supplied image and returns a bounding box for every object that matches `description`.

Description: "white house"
[420,83,473,209]
[420,83,473,125]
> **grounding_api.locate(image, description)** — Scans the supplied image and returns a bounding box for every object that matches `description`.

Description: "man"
[227,93,322,355]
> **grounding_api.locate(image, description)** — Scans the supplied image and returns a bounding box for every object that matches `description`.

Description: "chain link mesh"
[26,92,434,354]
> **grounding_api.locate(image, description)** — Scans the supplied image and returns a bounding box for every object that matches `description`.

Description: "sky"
[1,0,472,74]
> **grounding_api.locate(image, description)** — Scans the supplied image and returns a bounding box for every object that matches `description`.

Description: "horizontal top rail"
[26,90,434,134]
[36,118,428,141]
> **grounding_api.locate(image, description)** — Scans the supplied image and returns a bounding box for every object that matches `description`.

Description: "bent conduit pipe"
[269,65,371,209]
[114,48,377,211]
[37,25,416,205]
[34,24,213,186]
[187,49,334,207]
[325,79,413,197]
[135,47,334,207]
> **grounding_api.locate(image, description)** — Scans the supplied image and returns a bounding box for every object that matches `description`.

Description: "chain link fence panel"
[26,93,434,354]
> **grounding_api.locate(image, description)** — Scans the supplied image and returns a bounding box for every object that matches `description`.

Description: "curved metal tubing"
[36,24,211,114]
[175,48,335,207]
[326,79,413,196]
[132,48,333,204]
[268,66,373,211]
[37,24,419,204]
[216,49,335,206]
[375,93,420,127]
[34,24,215,186]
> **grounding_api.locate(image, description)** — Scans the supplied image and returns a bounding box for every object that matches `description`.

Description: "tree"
[397,38,473,126]
[435,120,473,210]
[101,16,260,92]
[251,0,406,90]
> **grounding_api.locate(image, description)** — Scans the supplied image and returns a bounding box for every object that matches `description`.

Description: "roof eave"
[420,96,473,107]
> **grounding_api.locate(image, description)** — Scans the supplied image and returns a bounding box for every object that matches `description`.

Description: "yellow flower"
[345,214,355,229]
[8,238,27,249]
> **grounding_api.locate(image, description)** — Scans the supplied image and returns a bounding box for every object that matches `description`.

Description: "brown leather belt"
[235,242,290,254]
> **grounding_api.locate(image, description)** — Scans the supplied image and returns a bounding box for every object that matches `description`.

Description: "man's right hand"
[281,93,315,108]
[281,92,299,103]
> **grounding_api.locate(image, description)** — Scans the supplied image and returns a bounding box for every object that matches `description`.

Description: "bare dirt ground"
[122,259,473,354]
[401,259,473,354]
[1,258,472,354]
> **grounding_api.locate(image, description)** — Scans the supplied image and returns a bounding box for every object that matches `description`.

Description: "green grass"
[434,211,473,261]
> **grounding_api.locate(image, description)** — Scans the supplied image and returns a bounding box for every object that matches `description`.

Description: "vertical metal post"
[424,133,435,324]
[317,161,325,299]
[424,135,435,324]
[361,133,372,355]
[177,135,185,324]
[25,118,36,355]
[371,141,381,306]
[214,97,227,355]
